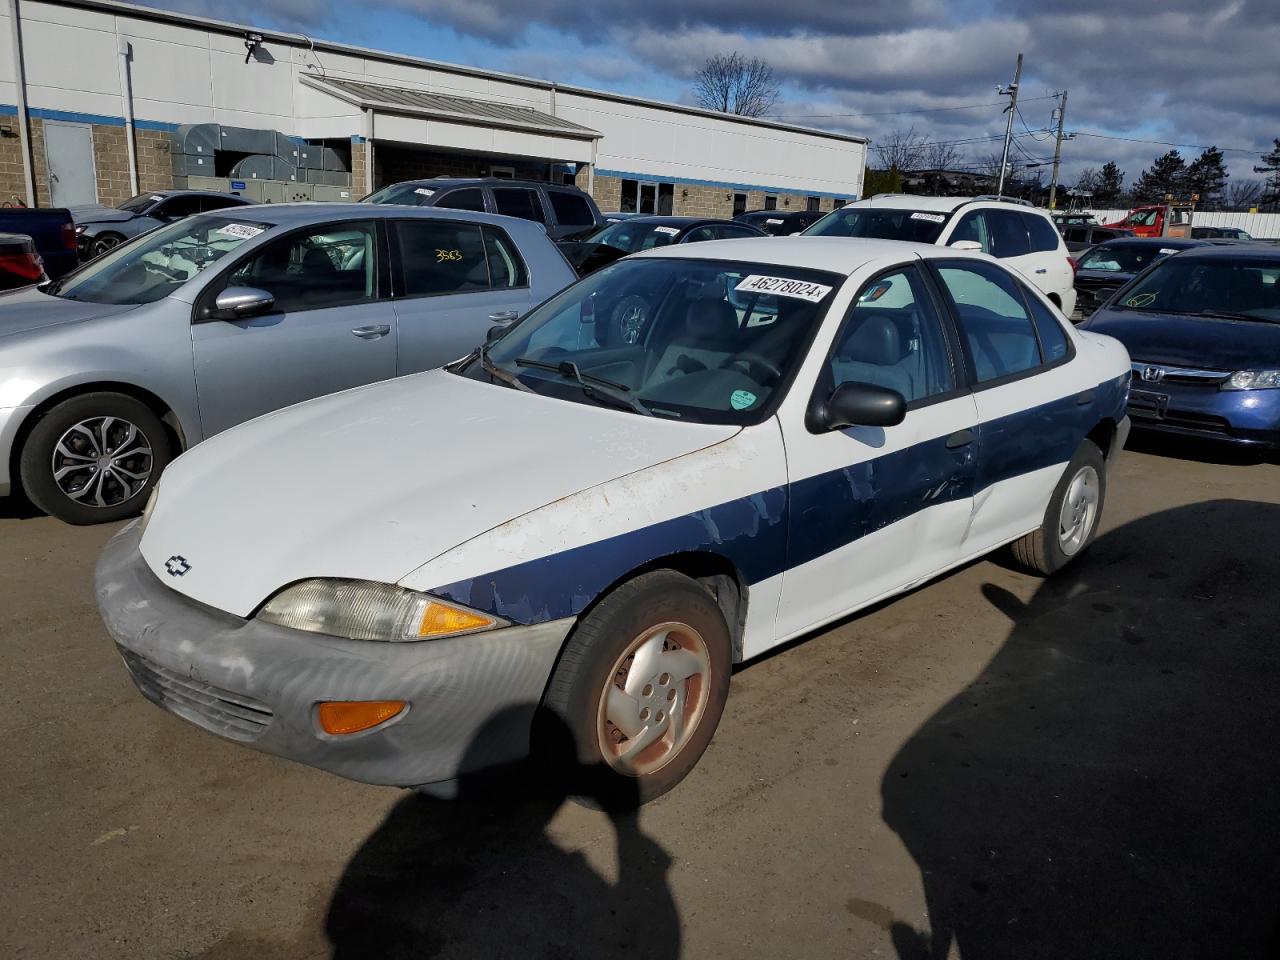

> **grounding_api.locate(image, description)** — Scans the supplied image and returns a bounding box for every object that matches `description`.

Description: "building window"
[732,193,748,216]
[618,179,674,214]
[833,198,847,208]
[764,195,778,210]
[806,196,821,212]
[489,165,515,179]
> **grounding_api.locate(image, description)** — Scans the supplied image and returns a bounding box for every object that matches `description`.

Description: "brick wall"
[588,173,622,212]
[0,124,33,206]
[674,183,732,218]
[351,139,371,195]
[137,129,175,194]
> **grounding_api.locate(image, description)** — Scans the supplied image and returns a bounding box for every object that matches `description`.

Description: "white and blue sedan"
[96,238,1131,802]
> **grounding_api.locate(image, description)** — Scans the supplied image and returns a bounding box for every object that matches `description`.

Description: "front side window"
[223,222,376,312]
[493,188,546,224]
[828,266,954,403]
[807,206,951,244]
[949,211,990,252]
[201,195,248,212]
[936,262,1043,383]
[50,215,275,305]
[470,258,842,424]
[547,190,595,227]
[1115,257,1280,321]
[435,188,486,212]
[394,221,490,296]
[153,196,204,221]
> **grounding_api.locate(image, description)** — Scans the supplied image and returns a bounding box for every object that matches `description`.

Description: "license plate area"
[1129,389,1169,420]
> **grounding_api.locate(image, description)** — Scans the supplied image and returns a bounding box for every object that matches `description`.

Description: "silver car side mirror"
[949,240,983,252]
[212,286,275,319]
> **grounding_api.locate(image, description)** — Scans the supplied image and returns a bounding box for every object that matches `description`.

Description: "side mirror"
[949,239,983,252]
[485,324,508,342]
[210,286,274,320]
[810,381,907,432]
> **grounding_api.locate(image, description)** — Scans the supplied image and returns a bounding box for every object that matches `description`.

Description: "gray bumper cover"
[95,523,574,788]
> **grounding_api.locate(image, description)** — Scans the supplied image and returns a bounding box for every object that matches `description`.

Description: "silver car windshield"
[51,216,276,305]
[473,257,841,425]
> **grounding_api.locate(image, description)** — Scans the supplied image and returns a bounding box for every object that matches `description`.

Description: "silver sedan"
[0,204,577,523]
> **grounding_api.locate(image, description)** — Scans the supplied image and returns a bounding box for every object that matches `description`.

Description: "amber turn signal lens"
[317,700,406,735]
[417,600,494,638]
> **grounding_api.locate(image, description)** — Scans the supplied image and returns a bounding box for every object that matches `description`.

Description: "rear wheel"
[541,570,732,805]
[1011,439,1106,575]
[18,392,171,524]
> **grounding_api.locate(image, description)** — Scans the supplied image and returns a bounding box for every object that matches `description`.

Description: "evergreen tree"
[1094,161,1125,206]
[1185,146,1229,208]
[1132,150,1187,204]
[863,165,903,197]
[1255,139,1280,210]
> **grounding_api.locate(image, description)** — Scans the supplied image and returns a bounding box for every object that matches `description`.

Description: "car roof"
[634,236,958,275]
[1094,237,1207,248]
[1162,244,1280,262]
[392,177,582,190]
[194,202,539,228]
[622,216,724,227]
[851,195,1046,215]
[154,190,250,200]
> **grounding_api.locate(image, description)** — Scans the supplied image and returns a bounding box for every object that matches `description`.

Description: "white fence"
[1080,209,1280,239]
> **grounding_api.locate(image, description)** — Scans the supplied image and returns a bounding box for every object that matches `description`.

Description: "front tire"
[18,392,171,524]
[541,570,732,805]
[1011,438,1106,575]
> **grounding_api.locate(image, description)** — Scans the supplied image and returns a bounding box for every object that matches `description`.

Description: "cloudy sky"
[149,0,1279,191]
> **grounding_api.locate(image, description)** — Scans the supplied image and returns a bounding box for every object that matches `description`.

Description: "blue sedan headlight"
[1223,370,1280,390]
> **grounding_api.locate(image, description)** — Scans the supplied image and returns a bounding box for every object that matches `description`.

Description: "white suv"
[805,196,1077,317]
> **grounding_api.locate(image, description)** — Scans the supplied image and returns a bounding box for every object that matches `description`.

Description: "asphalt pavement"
[3,434,1279,960]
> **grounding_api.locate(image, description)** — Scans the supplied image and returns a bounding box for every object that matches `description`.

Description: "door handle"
[488,310,520,322]
[945,429,975,449]
[1075,389,1096,406]
[1035,267,1048,274]
[351,324,390,339]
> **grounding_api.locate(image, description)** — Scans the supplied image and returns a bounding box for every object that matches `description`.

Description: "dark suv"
[362,177,605,240]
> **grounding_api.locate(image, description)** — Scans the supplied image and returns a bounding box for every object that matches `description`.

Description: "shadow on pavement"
[325,707,680,960]
[882,499,1280,959]
[1125,429,1278,466]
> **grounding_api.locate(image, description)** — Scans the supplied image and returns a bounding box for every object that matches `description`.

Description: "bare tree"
[873,127,929,173]
[1226,178,1264,210]
[921,139,961,173]
[693,52,779,118]
[974,152,1010,186]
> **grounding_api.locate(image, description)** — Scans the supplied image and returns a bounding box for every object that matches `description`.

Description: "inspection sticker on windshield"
[215,223,266,240]
[910,212,946,223]
[735,274,833,303]
[766,218,784,225]
[414,187,436,197]
[654,225,681,236]
[730,389,757,410]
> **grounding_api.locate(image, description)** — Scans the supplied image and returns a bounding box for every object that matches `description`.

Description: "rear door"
[389,218,532,371]
[191,219,396,436]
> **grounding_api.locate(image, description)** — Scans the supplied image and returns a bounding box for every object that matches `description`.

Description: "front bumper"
[1127,379,1280,448]
[95,523,574,788]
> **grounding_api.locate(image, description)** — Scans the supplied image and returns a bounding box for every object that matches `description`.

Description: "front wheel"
[1011,439,1107,575]
[18,392,172,524]
[541,570,732,805]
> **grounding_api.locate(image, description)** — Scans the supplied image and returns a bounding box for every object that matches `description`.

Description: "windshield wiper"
[1196,310,1274,323]
[478,342,533,393]
[514,357,651,415]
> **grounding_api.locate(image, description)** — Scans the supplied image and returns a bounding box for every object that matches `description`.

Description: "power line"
[1072,131,1265,155]
[765,94,1058,121]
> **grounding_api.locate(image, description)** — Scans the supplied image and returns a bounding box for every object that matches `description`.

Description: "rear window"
[804,207,950,243]
[547,190,595,227]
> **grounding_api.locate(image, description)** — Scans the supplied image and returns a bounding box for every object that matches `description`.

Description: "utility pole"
[995,52,1022,199]
[1047,90,1071,210]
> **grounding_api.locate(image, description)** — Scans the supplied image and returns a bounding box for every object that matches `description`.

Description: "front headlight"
[74,225,86,234]
[1223,370,1280,390]
[257,579,505,642]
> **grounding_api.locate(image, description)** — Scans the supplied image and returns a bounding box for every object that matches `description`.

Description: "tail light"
[0,252,46,282]
[1067,256,1079,276]
[61,222,77,249]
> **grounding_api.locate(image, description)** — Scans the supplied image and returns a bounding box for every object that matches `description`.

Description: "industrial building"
[0,0,866,217]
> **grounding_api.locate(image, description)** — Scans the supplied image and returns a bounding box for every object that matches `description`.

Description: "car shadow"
[1125,428,1277,466]
[881,499,1280,959]
[324,707,680,960]
[0,491,42,520]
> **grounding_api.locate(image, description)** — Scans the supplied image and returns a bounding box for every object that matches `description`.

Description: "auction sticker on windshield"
[654,226,681,236]
[910,212,946,223]
[215,223,266,241]
[735,274,833,303]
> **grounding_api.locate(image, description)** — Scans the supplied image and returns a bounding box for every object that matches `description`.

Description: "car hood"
[1085,309,1280,368]
[0,287,139,341]
[69,205,138,225]
[139,370,740,617]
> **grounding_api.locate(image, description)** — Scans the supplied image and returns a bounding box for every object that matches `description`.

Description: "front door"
[774,263,978,643]
[191,220,397,436]
[44,121,97,206]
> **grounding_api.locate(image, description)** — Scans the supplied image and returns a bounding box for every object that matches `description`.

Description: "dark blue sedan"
[1083,246,1280,448]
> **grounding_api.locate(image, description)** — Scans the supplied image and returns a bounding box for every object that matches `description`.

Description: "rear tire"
[1011,439,1106,575]
[18,392,171,525]
[540,570,732,806]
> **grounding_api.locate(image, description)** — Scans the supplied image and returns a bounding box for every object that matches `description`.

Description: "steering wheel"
[719,351,782,382]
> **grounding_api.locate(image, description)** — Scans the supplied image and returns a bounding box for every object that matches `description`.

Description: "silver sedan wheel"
[51,416,154,508]
[1058,464,1100,556]
[597,621,712,777]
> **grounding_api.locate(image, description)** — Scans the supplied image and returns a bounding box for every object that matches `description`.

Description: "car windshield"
[468,257,841,424]
[1079,244,1181,274]
[803,207,949,243]
[583,221,686,254]
[362,182,438,206]
[1114,256,1280,322]
[117,193,163,213]
[49,215,275,305]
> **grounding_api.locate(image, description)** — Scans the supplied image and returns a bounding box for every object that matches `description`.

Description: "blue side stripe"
[432,376,1127,625]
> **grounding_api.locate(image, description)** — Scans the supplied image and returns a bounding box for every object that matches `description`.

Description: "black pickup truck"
[0,207,78,279]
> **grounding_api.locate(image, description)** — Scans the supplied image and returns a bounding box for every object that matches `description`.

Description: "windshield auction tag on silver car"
[215,223,265,240]
[735,274,833,303]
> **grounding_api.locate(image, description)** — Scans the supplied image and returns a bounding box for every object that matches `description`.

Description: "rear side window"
[1020,283,1070,363]
[936,261,1042,383]
[493,188,546,224]
[1023,212,1061,253]
[201,195,247,212]
[714,225,763,240]
[394,221,491,296]
[986,210,1031,258]
[483,227,529,288]
[435,188,486,213]
[546,190,595,227]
